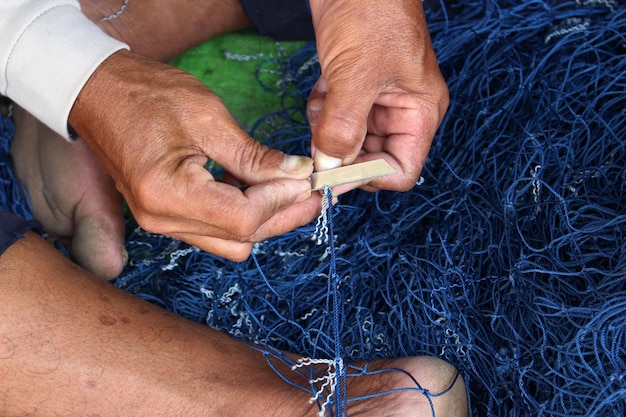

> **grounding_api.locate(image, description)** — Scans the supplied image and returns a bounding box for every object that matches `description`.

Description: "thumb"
[207,120,313,184]
[308,73,376,170]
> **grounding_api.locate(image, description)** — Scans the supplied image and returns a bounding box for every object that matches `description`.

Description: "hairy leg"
[10,106,126,280]
[0,232,467,416]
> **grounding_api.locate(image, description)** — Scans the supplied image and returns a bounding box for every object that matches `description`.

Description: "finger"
[306,76,326,133]
[133,159,313,241]
[341,134,425,192]
[310,69,377,171]
[202,114,314,184]
[221,170,244,187]
[170,232,255,262]
[253,192,323,239]
[166,194,322,262]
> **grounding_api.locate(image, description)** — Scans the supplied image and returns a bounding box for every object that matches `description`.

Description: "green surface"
[171,29,306,133]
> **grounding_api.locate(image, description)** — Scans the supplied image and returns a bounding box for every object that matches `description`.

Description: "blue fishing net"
[1,0,625,415]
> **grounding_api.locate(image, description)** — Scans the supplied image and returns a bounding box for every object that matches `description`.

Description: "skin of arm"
[79,0,253,62]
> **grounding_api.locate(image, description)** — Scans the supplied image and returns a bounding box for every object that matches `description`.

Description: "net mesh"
[1,0,625,415]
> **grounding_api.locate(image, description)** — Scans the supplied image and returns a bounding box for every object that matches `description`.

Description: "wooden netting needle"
[310,159,397,191]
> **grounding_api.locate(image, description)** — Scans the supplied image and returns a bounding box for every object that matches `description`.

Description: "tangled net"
[1,1,624,415]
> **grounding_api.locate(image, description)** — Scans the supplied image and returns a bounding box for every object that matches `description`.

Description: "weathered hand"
[11,106,126,280]
[70,50,321,261]
[307,0,449,192]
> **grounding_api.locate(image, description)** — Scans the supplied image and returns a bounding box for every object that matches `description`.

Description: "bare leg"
[79,0,253,62]
[10,106,126,280]
[0,232,467,416]
[6,7,468,412]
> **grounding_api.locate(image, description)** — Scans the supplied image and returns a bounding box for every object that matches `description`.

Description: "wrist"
[68,49,135,143]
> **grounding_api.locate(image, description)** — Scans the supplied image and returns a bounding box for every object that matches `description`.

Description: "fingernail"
[315,76,327,93]
[282,154,313,175]
[308,102,322,113]
[308,102,322,121]
[314,150,342,171]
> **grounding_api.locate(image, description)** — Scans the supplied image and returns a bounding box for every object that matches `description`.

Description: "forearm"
[79,0,252,62]
[0,0,250,140]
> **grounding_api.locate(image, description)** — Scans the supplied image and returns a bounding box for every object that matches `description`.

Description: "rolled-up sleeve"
[0,0,128,139]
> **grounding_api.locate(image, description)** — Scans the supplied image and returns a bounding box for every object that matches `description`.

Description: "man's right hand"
[70,50,322,261]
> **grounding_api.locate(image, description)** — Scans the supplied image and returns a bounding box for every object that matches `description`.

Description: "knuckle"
[225,246,253,263]
[133,211,160,234]
[439,84,450,114]
[128,182,170,233]
[132,178,161,208]
[230,211,262,239]
[317,113,362,151]
[236,140,279,171]
[437,81,450,117]
[397,177,419,192]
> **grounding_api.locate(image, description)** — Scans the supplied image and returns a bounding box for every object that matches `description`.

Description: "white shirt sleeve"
[0,0,129,139]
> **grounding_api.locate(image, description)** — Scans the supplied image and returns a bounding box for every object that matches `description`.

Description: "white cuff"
[4,4,129,139]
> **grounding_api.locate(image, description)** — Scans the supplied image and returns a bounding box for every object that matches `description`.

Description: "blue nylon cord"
[1,1,625,415]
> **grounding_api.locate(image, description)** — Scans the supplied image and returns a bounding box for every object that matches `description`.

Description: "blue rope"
[1,1,625,415]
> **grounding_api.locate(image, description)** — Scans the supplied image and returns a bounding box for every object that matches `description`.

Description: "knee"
[399,355,469,417]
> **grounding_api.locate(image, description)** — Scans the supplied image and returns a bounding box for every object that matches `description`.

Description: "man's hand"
[307,0,449,192]
[69,50,322,261]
